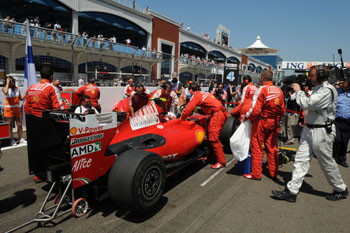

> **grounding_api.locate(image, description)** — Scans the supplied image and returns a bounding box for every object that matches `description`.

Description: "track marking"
[2,144,27,151]
[200,158,235,187]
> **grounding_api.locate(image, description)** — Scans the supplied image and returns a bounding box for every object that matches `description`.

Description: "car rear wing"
[27,110,119,189]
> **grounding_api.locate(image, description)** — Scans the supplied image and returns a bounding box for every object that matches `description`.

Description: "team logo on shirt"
[275,98,280,104]
[33,95,39,102]
[91,91,95,94]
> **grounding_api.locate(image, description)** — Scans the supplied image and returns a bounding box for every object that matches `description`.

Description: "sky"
[134,0,350,62]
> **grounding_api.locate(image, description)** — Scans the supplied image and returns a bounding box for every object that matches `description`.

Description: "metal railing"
[0,19,166,59]
[111,0,148,13]
[178,56,217,69]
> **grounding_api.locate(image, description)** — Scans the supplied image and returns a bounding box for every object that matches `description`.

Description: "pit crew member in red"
[149,81,178,115]
[130,84,149,116]
[125,77,135,98]
[230,75,257,117]
[75,81,101,112]
[24,65,63,117]
[244,70,285,180]
[181,83,228,169]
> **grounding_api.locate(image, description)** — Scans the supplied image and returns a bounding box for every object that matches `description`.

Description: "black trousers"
[333,118,350,163]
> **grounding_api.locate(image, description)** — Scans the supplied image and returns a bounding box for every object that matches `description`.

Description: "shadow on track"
[0,189,37,214]
[83,160,207,223]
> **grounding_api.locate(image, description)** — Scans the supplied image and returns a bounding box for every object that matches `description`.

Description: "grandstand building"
[0,0,275,85]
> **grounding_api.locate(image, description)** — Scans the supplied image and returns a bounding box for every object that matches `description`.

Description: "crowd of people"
[2,62,349,201]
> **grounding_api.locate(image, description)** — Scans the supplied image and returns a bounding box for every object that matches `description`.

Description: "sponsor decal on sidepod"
[71,142,102,158]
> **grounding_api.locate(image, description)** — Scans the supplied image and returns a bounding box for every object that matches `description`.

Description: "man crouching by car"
[180,83,228,169]
[75,95,98,115]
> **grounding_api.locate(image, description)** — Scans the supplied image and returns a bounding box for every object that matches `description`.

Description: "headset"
[316,65,329,83]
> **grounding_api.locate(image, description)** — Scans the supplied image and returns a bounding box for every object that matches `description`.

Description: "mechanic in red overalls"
[125,77,135,98]
[149,81,178,116]
[24,66,63,117]
[75,81,101,112]
[180,83,228,169]
[243,70,285,180]
[129,84,149,116]
[230,75,257,117]
[24,65,63,183]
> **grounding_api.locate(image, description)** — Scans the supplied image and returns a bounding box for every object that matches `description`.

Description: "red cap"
[188,81,193,84]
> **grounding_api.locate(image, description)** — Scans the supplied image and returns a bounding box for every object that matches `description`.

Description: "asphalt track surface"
[1,143,350,233]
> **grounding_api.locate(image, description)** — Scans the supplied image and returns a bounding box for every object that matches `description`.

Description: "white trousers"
[287,125,347,195]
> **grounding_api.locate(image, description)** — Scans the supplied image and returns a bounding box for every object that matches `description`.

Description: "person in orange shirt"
[75,81,101,112]
[2,76,26,146]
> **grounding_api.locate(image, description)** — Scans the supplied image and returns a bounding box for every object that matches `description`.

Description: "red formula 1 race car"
[16,101,236,231]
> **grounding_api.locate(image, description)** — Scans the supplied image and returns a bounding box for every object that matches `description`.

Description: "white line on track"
[2,144,27,151]
[200,158,235,187]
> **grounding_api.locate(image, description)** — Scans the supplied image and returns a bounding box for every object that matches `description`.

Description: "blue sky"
[135,0,350,62]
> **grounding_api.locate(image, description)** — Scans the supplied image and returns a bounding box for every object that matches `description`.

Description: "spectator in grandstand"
[4,16,11,32]
[2,76,26,146]
[33,16,40,25]
[75,81,101,113]
[129,84,149,116]
[110,35,116,43]
[125,77,135,98]
[211,83,227,106]
[54,21,61,30]
[126,38,131,46]
[74,95,98,115]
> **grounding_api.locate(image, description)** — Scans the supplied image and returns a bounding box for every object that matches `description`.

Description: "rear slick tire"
[220,116,239,146]
[108,150,165,212]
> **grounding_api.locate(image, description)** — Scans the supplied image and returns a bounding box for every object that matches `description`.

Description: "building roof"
[239,35,279,54]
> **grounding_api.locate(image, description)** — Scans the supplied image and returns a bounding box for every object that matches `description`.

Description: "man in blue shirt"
[333,79,350,168]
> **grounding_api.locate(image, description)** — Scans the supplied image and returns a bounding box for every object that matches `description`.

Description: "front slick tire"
[108,150,165,213]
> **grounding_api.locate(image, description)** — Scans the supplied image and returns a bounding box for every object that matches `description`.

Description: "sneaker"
[326,188,348,201]
[34,176,43,184]
[271,189,297,202]
[200,156,208,161]
[11,139,17,146]
[19,138,27,145]
[211,162,225,169]
[243,173,262,181]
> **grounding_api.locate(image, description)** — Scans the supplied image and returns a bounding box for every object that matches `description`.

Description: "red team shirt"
[24,79,63,117]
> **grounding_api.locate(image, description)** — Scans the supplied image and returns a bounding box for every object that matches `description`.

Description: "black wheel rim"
[75,200,88,216]
[142,165,162,200]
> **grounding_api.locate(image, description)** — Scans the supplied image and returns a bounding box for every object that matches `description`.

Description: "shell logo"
[195,130,205,144]
[274,98,280,105]
[91,90,95,94]
[70,127,77,135]
[33,95,39,102]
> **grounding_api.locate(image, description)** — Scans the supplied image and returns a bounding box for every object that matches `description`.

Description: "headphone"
[316,65,328,83]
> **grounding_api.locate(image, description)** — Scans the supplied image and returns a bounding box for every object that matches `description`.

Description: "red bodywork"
[109,103,207,161]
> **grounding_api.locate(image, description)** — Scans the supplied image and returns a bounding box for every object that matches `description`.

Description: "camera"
[282,73,309,90]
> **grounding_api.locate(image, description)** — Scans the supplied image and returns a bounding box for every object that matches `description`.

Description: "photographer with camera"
[272,65,348,202]
[74,95,98,115]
